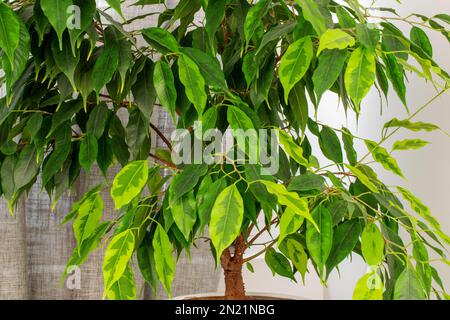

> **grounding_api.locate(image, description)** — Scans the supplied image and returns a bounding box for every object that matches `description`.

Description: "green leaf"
[111,161,149,210]
[126,108,148,160]
[170,190,197,241]
[210,185,244,264]
[410,27,432,58]
[286,238,308,283]
[106,0,124,19]
[394,267,426,300]
[97,135,113,176]
[288,83,309,133]
[132,59,157,122]
[344,47,376,108]
[73,193,103,247]
[392,139,430,151]
[205,0,226,53]
[178,54,207,117]
[1,155,16,201]
[42,125,72,186]
[356,24,380,52]
[87,103,110,139]
[265,248,295,281]
[352,271,383,300]
[180,47,227,90]
[197,177,227,233]
[92,42,120,94]
[384,118,439,132]
[345,165,378,193]
[68,0,96,55]
[107,264,136,300]
[276,129,309,167]
[294,0,327,35]
[169,164,208,204]
[279,207,305,245]
[288,172,325,192]
[261,181,316,228]
[382,52,407,108]
[61,185,101,225]
[137,233,159,295]
[412,238,432,297]
[326,220,361,276]
[306,205,333,275]
[142,27,179,54]
[312,49,347,102]
[244,0,271,46]
[317,29,355,56]
[342,128,358,166]
[0,2,20,69]
[40,0,73,49]
[365,140,404,177]
[13,145,40,191]
[102,229,135,297]
[79,134,98,172]
[51,34,80,90]
[256,21,296,55]
[361,223,385,266]
[152,224,175,297]
[279,36,314,103]
[319,126,343,165]
[153,60,177,121]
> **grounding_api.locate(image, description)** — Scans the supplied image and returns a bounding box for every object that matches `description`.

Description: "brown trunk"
[221,235,247,300]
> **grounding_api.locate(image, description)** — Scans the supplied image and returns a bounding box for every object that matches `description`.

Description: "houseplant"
[0,0,449,300]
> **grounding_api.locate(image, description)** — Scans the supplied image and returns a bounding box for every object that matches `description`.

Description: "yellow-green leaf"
[365,140,404,177]
[276,129,309,167]
[294,0,327,35]
[154,60,177,121]
[102,230,135,297]
[261,180,316,229]
[317,29,355,56]
[286,238,308,283]
[279,37,313,103]
[210,185,244,265]
[394,267,426,300]
[353,271,383,300]
[392,139,430,151]
[73,193,103,248]
[152,224,175,297]
[344,47,376,108]
[345,164,378,193]
[384,118,439,132]
[361,223,385,266]
[111,161,149,210]
[278,207,305,245]
[107,264,136,300]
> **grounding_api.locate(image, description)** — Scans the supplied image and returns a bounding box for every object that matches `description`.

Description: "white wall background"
[218,0,450,299]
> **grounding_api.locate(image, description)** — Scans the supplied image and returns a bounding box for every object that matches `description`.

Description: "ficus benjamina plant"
[0,0,449,300]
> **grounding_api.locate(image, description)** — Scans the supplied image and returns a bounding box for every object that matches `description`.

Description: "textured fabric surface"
[0,1,220,300]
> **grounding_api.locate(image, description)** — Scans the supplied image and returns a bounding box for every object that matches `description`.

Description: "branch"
[148,153,177,169]
[247,218,279,247]
[150,122,173,151]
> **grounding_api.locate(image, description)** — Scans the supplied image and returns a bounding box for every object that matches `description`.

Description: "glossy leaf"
[107,264,136,300]
[361,223,385,266]
[73,193,103,247]
[344,47,376,107]
[384,118,439,132]
[152,224,175,297]
[40,0,73,49]
[178,54,207,117]
[319,126,343,165]
[102,230,135,296]
[92,42,119,94]
[153,60,177,121]
[170,190,197,241]
[265,248,295,280]
[286,238,308,283]
[169,164,208,204]
[294,0,327,35]
[111,161,149,209]
[13,145,40,191]
[276,129,309,167]
[326,220,361,276]
[0,2,20,68]
[79,134,98,172]
[279,36,314,103]
[142,27,179,54]
[317,29,355,56]
[306,205,333,275]
[312,49,347,102]
[279,207,305,244]
[288,172,325,192]
[210,185,244,264]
